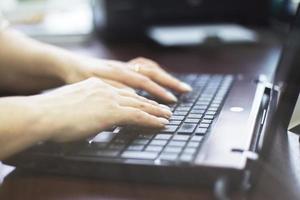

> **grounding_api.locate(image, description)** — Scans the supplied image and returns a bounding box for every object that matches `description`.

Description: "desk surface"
[1,37,300,200]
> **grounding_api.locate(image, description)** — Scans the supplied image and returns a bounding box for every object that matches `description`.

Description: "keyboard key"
[175,107,190,112]
[91,132,116,143]
[150,140,168,146]
[177,123,197,134]
[208,107,218,111]
[155,134,172,140]
[195,128,207,135]
[162,125,178,133]
[211,103,220,107]
[199,123,210,128]
[201,119,212,124]
[121,151,158,160]
[173,135,190,141]
[168,141,186,147]
[196,101,210,106]
[212,101,222,105]
[170,116,185,121]
[190,110,205,114]
[187,142,200,148]
[206,111,216,115]
[204,115,214,120]
[169,120,181,125]
[183,147,197,154]
[187,114,202,119]
[180,154,194,162]
[184,118,200,123]
[164,146,182,153]
[198,97,211,101]
[159,153,178,161]
[173,111,188,116]
[193,105,208,110]
[145,145,163,152]
[191,135,204,142]
[180,103,193,107]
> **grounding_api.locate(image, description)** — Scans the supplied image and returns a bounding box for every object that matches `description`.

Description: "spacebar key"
[121,151,158,160]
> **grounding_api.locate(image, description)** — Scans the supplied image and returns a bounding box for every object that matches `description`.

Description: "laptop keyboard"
[75,74,233,163]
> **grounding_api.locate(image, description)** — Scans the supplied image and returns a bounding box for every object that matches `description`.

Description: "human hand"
[57,54,192,103]
[31,78,172,142]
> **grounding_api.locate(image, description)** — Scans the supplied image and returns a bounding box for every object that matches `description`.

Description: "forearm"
[0,96,51,160]
[0,29,70,94]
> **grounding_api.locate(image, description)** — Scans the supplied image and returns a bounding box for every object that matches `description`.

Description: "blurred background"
[0,0,300,46]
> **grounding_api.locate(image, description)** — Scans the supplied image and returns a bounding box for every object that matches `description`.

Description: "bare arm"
[0,29,67,94]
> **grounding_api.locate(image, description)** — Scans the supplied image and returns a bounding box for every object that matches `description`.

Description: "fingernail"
[180,82,193,92]
[158,117,169,125]
[166,91,178,102]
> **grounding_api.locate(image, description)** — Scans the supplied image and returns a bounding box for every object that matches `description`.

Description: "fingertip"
[158,105,172,118]
[179,82,193,92]
[166,91,178,103]
[157,117,169,127]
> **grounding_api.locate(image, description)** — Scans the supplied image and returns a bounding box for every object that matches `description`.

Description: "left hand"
[58,54,192,103]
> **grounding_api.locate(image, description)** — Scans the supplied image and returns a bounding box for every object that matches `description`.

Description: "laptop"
[4,6,300,195]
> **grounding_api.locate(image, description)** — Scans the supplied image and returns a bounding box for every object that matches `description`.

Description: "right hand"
[31,78,172,142]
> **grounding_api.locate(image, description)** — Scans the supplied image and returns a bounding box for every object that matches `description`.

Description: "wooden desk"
[1,37,299,200]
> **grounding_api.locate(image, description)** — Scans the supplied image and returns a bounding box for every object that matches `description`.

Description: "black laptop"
[4,5,300,195]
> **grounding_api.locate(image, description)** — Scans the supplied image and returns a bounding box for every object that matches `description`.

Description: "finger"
[128,58,192,93]
[117,89,160,106]
[119,70,178,103]
[93,62,178,102]
[118,107,169,128]
[102,79,135,93]
[129,57,161,69]
[138,66,192,93]
[118,96,172,119]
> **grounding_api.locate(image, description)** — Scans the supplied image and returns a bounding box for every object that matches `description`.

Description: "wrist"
[0,96,57,159]
[24,94,63,141]
[0,96,52,152]
[20,96,53,142]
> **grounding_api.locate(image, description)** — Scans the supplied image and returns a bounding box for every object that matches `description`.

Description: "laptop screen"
[260,5,300,158]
